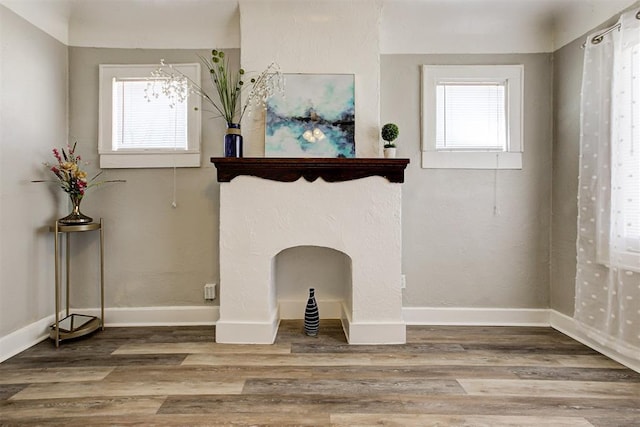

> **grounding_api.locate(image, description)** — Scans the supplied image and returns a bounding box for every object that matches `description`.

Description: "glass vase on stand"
[224,123,243,158]
[59,193,93,225]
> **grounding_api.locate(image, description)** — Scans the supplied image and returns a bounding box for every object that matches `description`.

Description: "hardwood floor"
[1,320,638,426]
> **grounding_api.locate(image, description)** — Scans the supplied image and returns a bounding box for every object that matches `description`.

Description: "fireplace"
[211,158,409,344]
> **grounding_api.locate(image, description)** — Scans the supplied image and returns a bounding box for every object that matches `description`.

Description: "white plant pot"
[383,147,397,158]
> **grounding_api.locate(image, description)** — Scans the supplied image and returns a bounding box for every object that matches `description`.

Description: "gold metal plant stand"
[49,219,104,347]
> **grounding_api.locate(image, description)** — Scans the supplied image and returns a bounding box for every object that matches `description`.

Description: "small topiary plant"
[381,123,399,148]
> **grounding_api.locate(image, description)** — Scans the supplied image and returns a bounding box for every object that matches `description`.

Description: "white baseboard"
[3,306,637,373]
[0,305,219,363]
[344,320,407,345]
[0,315,55,363]
[215,310,280,344]
[549,310,640,373]
[340,303,406,344]
[402,307,550,326]
[80,305,219,327]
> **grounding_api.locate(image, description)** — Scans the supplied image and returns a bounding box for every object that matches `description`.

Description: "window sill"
[611,250,640,274]
[421,151,522,170]
[99,152,201,169]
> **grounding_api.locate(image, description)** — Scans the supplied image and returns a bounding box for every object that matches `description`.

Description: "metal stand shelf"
[49,220,104,346]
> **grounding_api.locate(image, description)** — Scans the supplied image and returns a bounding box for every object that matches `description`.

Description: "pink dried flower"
[37,142,124,197]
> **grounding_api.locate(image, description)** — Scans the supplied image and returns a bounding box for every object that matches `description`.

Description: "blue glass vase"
[224,123,243,158]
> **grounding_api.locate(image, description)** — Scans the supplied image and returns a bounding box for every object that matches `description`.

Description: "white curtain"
[576,8,640,360]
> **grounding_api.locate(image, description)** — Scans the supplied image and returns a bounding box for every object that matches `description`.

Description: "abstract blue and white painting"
[265,74,355,158]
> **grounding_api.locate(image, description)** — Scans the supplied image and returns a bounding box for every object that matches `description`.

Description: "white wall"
[68,0,239,49]
[0,0,71,44]
[381,0,638,54]
[276,246,351,303]
[0,0,239,49]
[552,0,638,50]
[381,0,555,54]
[0,6,68,337]
[3,0,636,52]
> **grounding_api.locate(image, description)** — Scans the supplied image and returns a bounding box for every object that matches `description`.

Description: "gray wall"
[550,38,583,316]
[381,54,553,309]
[0,6,68,336]
[549,4,639,316]
[70,49,554,312]
[68,48,353,309]
[67,47,230,308]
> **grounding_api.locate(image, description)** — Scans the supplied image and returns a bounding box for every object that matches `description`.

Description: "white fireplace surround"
[216,167,406,344]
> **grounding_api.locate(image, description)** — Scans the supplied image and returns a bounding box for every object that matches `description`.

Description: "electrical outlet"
[401,274,406,289]
[204,283,216,300]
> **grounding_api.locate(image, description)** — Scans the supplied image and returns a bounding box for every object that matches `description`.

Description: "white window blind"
[435,83,506,151]
[112,79,187,151]
[421,65,523,169]
[98,63,201,168]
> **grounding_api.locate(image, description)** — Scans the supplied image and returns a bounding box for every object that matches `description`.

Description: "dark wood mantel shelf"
[210,158,410,183]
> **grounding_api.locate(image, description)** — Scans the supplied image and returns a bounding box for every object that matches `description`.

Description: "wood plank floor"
[0,320,639,426]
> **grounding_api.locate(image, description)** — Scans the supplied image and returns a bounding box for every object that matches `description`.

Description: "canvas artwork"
[265,74,355,157]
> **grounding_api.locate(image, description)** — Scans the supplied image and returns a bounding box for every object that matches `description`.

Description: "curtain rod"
[581,9,640,49]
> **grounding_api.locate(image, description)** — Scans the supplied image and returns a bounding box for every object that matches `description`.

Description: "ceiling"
[1,0,637,52]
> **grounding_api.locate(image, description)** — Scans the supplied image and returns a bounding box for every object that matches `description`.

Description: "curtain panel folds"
[575,8,640,360]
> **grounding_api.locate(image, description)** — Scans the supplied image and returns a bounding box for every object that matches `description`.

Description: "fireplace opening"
[274,245,352,320]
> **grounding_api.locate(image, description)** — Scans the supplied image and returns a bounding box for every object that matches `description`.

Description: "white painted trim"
[403,307,639,372]
[340,303,406,345]
[345,321,407,345]
[549,310,640,374]
[81,305,219,327]
[4,307,637,374]
[341,305,352,342]
[215,316,280,344]
[99,152,201,169]
[0,306,219,362]
[402,307,550,326]
[421,151,523,170]
[0,315,54,363]
[98,63,202,169]
[421,64,524,170]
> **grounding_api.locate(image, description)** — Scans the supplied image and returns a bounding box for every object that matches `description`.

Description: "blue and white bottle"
[304,288,319,336]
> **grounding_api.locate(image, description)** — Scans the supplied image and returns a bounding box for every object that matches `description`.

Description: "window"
[610,37,640,270]
[614,141,640,255]
[98,64,201,168]
[422,65,523,169]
